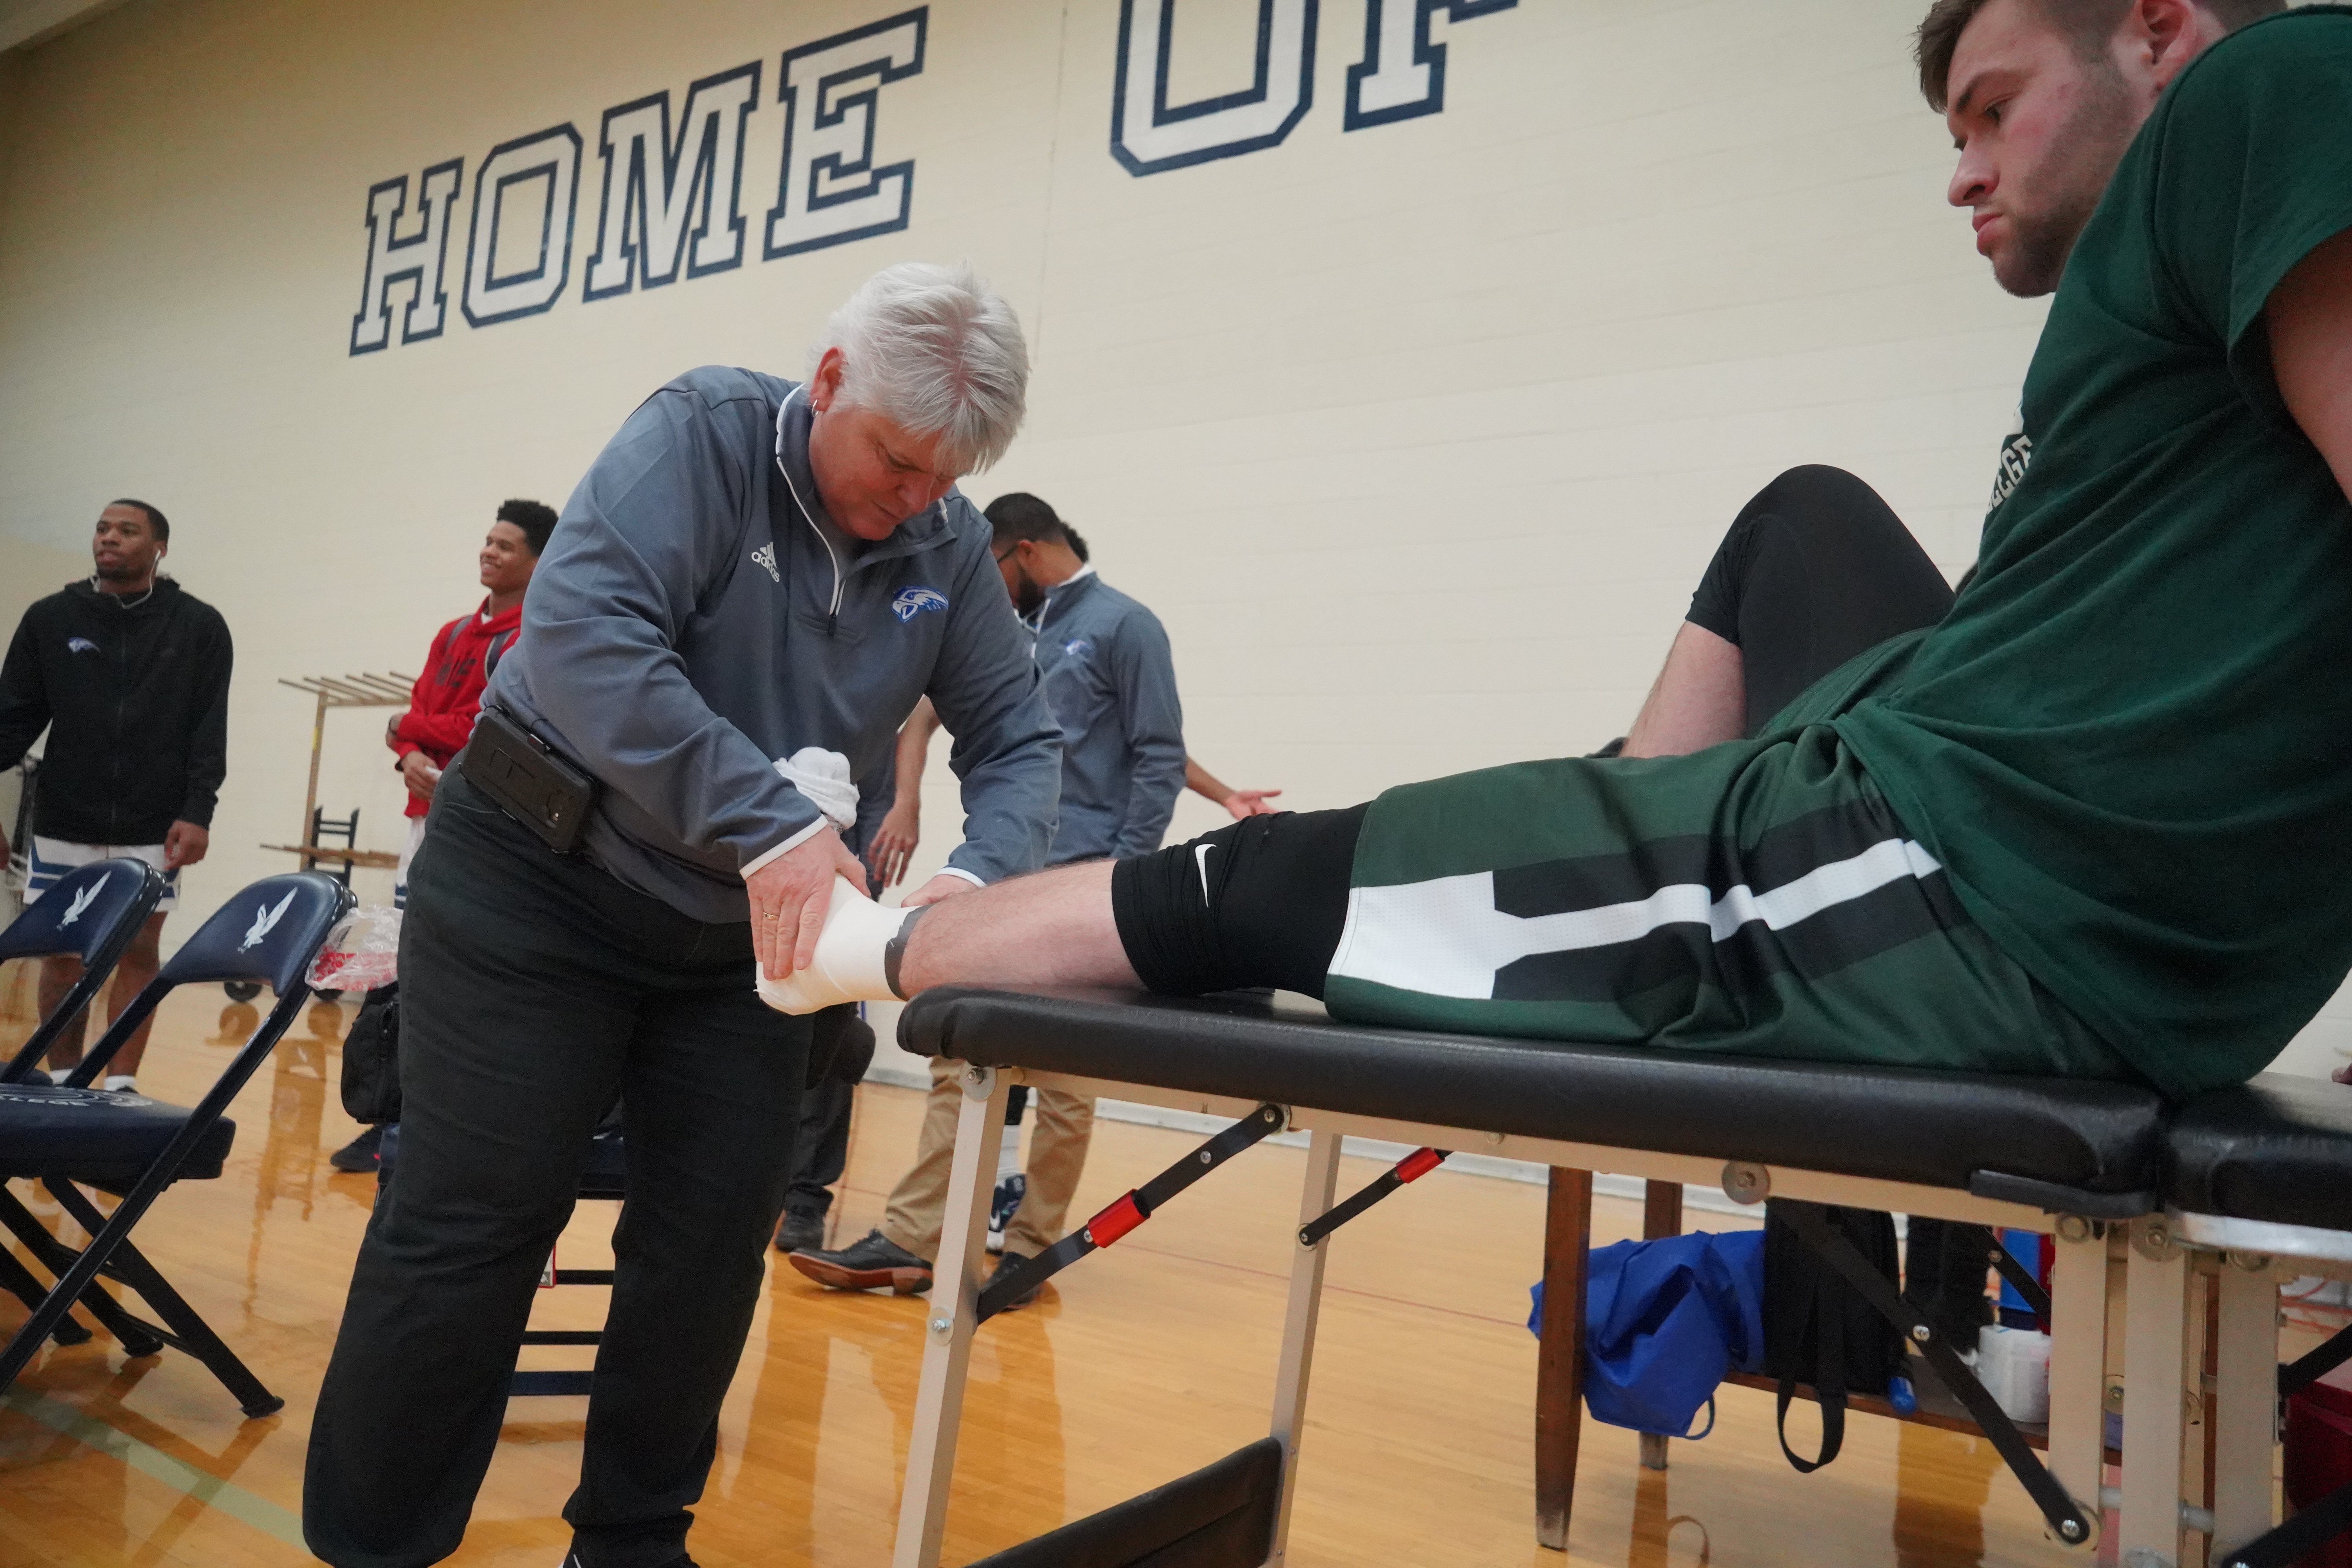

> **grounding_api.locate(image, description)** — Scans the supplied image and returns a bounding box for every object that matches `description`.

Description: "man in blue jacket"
[788,492,1186,1300]
[304,262,1060,1568]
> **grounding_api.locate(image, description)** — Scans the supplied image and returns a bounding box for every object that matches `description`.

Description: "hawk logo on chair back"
[890,586,948,622]
[58,877,110,929]
[240,891,299,952]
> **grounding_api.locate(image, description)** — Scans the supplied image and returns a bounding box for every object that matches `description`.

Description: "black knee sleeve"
[1687,465,1956,734]
[1109,804,1368,999]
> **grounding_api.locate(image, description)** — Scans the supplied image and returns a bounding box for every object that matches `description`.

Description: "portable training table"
[888,985,2166,1567]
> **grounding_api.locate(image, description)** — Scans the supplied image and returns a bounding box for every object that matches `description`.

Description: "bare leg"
[897,862,1136,995]
[102,914,166,1076]
[38,954,90,1069]
[40,913,164,1077]
[1620,622,1745,760]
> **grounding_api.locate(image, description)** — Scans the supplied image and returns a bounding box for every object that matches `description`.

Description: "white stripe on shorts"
[1327,836,1940,1001]
[26,837,180,911]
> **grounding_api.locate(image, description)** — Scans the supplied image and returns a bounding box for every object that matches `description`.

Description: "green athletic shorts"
[1323,633,2139,1082]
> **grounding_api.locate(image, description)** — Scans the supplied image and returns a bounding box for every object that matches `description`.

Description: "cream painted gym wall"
[0,0,2340,1078]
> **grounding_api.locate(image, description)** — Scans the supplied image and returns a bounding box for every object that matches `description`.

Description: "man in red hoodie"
[385,499,555,908]
[330,500,552,1173]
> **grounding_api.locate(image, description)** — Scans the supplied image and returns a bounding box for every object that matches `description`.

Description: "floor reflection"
[243,1009,338,1314]
[1626,1460,1711,1567]
[735,1270,1070,1563]
[1892,1417,1996,1567]
[204,1002,260,1047]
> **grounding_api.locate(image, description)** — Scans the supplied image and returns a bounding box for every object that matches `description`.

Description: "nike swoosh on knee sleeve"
[1196,843,1214,904]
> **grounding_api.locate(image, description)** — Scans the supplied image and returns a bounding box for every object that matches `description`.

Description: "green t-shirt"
[1836,9,2352,1100]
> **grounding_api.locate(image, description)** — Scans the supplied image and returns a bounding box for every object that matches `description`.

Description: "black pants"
[1115,464,1957,997]
[304,770,810,1568]
[787,1078,852,1215]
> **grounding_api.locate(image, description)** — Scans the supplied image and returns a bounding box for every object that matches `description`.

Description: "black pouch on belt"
[338,983,402,1124]
[1762,1201,1904,1472]
[460,706,599,853]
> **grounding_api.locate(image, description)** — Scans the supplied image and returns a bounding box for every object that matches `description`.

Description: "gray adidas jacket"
[487,366,1062,923]
[1031,568,1186,862]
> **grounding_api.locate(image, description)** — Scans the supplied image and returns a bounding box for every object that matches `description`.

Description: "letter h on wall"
[350,159,463,355]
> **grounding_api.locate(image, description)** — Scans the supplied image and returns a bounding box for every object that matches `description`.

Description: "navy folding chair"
[0,858,168,1084]
[0,858,167,1346]
[0,872,352,1413]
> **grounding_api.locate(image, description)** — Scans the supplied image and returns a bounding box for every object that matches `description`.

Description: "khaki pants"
[880,1057,1095,1261]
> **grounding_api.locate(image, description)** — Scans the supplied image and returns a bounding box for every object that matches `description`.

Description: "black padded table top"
[898,986,2167,1208]
[2167,1072,2352,1230]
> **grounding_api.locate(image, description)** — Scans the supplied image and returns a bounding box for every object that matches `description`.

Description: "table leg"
[1638,1181,1684,1472]
[2208,1258,2278,1559]
[2047,1221,2115,1544]
[1267,1125,1342,1566]
[2120,1220,2191,1567]
[1536,1167,1593,1551]
[891,1062,1009,1568]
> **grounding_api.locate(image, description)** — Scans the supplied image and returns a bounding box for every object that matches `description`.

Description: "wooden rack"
[262,674,414,873]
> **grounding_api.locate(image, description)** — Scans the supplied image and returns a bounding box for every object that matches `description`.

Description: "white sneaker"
[755,877,907,1015]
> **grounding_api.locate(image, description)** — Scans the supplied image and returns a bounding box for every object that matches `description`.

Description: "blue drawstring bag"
[1528,1229,1766,1439]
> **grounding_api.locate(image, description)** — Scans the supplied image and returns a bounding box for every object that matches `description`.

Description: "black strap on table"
[2281,1316,2352,1402]
[1987,1241,2052,1327]
[977,1102,1286,1323]
[1298,1147,1450,1248]
[2217,1481,2352,1568]
[1773,1201,2093,1548]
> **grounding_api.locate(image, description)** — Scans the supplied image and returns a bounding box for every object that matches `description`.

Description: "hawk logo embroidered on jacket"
[239,889,298,952]
[58,877,109,928]
[750,543,780,583]
[66,638,97,654]
[891,587,949,622]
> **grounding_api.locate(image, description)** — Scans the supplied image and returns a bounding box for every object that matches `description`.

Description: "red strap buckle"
[1396,1147,1444,1183]
[1085,1191,1147,1248]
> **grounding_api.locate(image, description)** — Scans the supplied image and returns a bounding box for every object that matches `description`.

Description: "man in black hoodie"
[0,499,232,1091]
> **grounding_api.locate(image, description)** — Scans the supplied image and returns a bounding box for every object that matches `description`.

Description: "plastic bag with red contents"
[307,905,401,993]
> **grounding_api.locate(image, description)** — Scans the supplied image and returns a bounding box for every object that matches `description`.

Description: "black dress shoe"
[773,1204,827,1254]
[785,1229,933,1294]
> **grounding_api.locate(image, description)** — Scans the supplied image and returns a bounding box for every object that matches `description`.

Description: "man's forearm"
[892,702,938,815]
[944,723,1061,883]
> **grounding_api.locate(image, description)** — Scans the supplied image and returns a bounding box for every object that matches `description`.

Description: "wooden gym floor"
[0,974,2270,1566]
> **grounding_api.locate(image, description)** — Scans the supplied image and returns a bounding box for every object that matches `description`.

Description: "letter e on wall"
[764,10,927,259]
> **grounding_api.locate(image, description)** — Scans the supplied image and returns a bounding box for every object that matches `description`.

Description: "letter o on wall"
[462,123,584,327]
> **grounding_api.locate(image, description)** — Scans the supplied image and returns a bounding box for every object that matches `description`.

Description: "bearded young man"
[304,262,1060,1568]
[761,0,2352,1114]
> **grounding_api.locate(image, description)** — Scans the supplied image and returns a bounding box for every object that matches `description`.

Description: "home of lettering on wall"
[348,0,1516,354]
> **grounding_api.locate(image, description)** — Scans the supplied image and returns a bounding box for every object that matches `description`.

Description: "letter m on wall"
[584,62,762,300]
[350,159,462,354]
